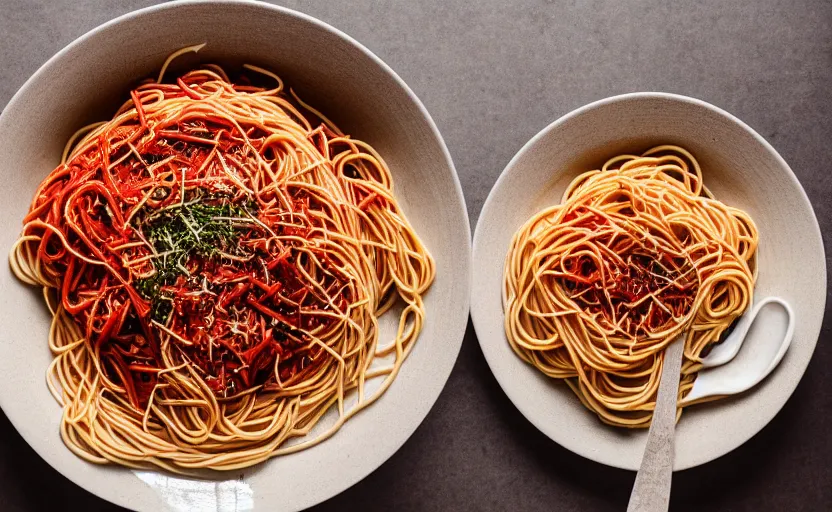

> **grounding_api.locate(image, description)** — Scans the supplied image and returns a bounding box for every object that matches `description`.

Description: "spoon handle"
[627,335,685,512]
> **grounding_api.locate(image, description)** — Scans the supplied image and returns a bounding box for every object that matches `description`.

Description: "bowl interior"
[0,1,470,510]
[471,93,825,470]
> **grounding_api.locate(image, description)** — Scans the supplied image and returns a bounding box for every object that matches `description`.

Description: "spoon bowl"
[682,296,794,405]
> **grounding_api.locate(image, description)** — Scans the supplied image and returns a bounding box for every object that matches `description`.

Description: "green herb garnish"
[134,193,257,321]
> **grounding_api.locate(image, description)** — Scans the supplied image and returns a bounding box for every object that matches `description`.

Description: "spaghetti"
[10,45,434,471]
[503,146,757,427]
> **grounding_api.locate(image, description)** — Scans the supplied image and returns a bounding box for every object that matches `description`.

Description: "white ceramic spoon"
[628,296,793,512]
[681,296,794,405]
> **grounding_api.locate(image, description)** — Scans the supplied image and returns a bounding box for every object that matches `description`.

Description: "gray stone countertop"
[1,1,830,510]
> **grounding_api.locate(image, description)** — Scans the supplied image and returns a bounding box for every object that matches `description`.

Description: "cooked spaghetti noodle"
[9,45,434,471]
[503,146,757,427]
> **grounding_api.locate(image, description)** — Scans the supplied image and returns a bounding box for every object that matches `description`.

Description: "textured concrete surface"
[1,1,830,510]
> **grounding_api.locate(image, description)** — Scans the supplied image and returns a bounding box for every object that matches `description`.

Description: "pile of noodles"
[503,146,756,427]
[10,46,434,471]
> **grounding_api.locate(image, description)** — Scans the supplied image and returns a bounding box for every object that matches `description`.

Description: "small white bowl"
[0,1,470,510]
[471,92,825,471]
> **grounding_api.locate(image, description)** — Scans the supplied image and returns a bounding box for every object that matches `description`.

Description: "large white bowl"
[0,1,470,510]
[471,92,825,471]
